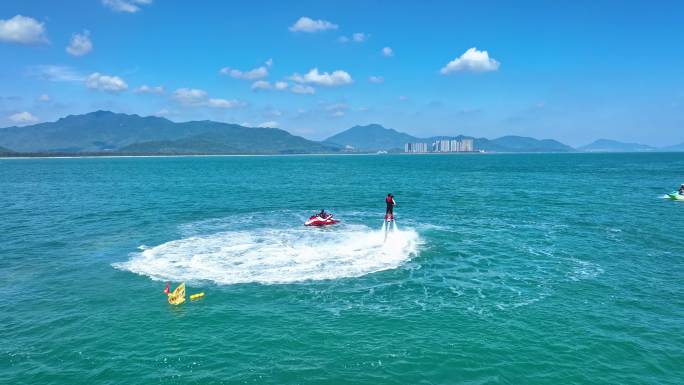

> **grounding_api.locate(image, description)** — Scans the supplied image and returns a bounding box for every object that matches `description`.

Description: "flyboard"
[384,212,396,242]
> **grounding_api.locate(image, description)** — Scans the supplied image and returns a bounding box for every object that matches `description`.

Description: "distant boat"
[376,150,388,154]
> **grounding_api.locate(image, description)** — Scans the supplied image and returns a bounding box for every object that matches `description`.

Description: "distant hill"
[324,124,418,151]
[326,125,575,152]
[0,145,14,154]
[489,135,574,152]
[579,139,655,152]
[660,142,684,152]
[0,111,336,154]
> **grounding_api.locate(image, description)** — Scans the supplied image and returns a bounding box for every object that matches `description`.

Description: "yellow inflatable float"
[166,282,186,305]
[163,282,204,305]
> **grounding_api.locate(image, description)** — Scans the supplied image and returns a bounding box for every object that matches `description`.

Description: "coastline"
[3,150,682,160]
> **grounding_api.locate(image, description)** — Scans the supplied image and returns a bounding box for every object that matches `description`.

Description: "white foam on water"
[114,223,421,285]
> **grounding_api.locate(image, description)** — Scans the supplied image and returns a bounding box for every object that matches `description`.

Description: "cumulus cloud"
[66,30,93,56]
[352,32,368,42]
[440,47,500,74]
[257,121,279,128]
[251,80,290,91]
[289,17,337,33]
[38,94,50,102]
[135,85,164,94]
[27,65,84,82]
[172,88,244,109]
[368,76,384,84]
[251,80,271,91]
[154,108,178,117]
[86,72,128,92]
[290,68,352,86]
[207,98,245,109]
[325,103,347,111]
[172,88,208,105]
[339,32,368,43]
[102,0,152,13]
[220,59,271,80]
[0,15,48,44]
[381,47,394,57]
[9,111,39,124]
[291,84,315,94]
[324,103,348,117]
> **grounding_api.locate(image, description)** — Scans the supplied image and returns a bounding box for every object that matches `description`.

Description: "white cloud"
[154,108,178,117]
[38,94,50,102]
[325,103,347,117]
[352,32,368,42]
[9,111,39,124]
[0,15,48,44]
[102,0,152,13]
[172,88,244,109]
[440,47,500,74]
[66,30,93,56]
[251,80,290,91]
[339,32,368,43]
[135,85,164,94]
[289,17,337,33]
[257,121,279,128]
[207,98,245,109]
[398,95,408,101]
[86,72,128,92]
[220,59,271,80]
[290,68,352,86]
[325,103,347,112]
[221,66,268,80]
[291,84,315,94]
[172,88,208,105]
[381,47,394,57]
[251,80,271,90]
[368,76,384,84]
[28,65,84,82]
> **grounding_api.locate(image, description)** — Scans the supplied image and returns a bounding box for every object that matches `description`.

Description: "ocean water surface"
[1,153,683,384]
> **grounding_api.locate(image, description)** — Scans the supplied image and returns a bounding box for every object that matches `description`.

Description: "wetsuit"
[679,187,684,195]
[385,196,395,218]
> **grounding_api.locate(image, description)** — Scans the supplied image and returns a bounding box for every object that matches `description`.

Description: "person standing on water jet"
[385,193,396,221]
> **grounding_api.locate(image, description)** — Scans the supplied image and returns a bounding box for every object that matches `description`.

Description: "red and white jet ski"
[304,213,339,226]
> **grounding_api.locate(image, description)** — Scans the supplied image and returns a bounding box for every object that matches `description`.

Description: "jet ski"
[305,213,339,226]
[667,192,684,201]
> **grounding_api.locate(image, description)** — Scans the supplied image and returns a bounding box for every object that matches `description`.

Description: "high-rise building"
[404,142,429,153]
[461,138,474,152]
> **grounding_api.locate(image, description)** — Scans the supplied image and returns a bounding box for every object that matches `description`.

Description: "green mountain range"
[578,139,655,152]
[325,124,575,152]
[324,124,418,151]
[0,111,336,154]
[2,111,681,155]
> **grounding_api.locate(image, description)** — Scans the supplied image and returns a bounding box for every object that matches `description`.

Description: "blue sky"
[1,0,683,146]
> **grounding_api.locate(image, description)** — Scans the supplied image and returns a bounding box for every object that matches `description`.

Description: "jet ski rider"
[679,184,684,195]
[385,193,396,219]
[318,209,328,218]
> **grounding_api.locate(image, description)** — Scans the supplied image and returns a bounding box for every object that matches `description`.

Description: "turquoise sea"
[1,153,683,384]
